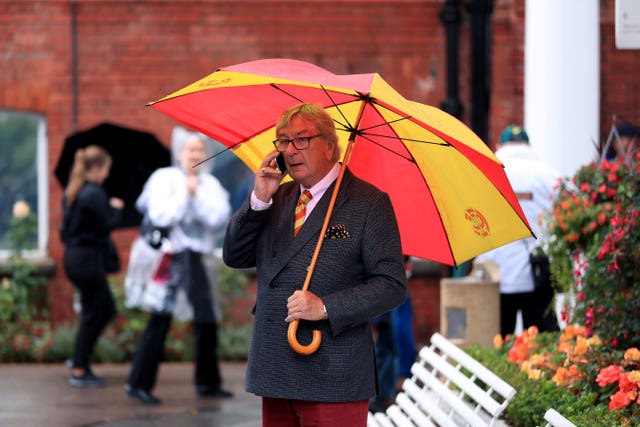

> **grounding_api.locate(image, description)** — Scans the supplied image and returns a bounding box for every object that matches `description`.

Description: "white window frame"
[0,111,48,259]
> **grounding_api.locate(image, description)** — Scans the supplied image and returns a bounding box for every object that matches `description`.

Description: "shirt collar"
[300,163,340,199]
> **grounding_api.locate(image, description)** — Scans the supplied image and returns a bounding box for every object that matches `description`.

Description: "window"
[0,111,48,257]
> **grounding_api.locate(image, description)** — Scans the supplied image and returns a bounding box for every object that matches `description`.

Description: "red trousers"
[262,397,369,427]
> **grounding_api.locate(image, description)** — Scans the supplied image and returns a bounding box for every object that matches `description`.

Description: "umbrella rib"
[271,82,360,137]
[319,85,357,133]
[270,83,306,103]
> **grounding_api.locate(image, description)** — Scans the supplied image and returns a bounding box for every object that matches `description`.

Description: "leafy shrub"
[547,155,640,348]
[0,259,254,363]
[478,327,640,426]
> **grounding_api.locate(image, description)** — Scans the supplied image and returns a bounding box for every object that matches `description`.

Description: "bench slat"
[395,391,438,427]
[429,333,516,399]
[544,408,577,427]
[411,363,491,427]
[373,411,396,427]
[367,411,383,427]
[387,404,416,427]
[403,378,460,427]
[419,346,503,416]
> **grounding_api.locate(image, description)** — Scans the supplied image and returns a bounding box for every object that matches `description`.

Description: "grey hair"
[170,126,216,173]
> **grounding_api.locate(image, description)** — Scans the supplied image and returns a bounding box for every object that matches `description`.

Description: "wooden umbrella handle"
[287,321,322,355]
[287,138,356,355]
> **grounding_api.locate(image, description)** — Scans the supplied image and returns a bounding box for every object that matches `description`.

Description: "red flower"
[609,390,631,411]
[618,372,638,393]
[597,212,607,224]
[596,364,623,387]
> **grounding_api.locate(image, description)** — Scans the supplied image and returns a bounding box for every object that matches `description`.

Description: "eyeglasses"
[272,134,322,152]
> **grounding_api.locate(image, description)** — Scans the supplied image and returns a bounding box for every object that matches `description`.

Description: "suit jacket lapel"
[267,169,353,286]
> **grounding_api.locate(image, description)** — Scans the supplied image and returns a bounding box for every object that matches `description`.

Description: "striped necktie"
[293,190,312,236]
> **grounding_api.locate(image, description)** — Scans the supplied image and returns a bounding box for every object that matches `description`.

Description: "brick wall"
[1,0,638,327]
[600,3,640,130]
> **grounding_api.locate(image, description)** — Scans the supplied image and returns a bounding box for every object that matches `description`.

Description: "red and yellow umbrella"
[149,58,532,266]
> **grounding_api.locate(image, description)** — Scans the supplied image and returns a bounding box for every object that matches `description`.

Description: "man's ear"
[325,141,335,161]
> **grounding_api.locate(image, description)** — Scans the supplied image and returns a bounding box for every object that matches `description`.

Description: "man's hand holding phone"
[254,150,286,203]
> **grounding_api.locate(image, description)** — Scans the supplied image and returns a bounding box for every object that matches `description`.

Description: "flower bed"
[469,326,639,426]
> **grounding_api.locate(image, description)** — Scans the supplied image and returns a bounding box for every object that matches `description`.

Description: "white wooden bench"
[367,332,517,427]
[542,408,576,427]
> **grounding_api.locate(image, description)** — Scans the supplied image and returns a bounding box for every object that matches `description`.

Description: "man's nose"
[285,142,299,154]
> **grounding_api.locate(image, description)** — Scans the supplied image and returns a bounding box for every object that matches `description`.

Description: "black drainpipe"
[465,0,493,146]
[70,0,78,132]
[439,0,463,119]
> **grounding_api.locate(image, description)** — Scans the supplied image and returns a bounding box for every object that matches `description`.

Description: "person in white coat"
[476,125,560,336]
[125,132,232,404]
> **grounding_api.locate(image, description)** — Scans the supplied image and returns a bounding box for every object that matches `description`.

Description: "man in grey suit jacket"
[223,103,407,426]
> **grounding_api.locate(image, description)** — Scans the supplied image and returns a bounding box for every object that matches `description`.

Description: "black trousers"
[64,246,116,370]
[127,250,222,392]
[500,292,543,337]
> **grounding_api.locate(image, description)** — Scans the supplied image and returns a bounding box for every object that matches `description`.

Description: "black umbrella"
[54,122,171,228]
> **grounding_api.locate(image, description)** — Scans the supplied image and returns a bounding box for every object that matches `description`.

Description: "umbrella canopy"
[54,122,171,228]
[148,58,533,266]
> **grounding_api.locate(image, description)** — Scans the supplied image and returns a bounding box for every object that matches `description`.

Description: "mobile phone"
[275,153,287,173]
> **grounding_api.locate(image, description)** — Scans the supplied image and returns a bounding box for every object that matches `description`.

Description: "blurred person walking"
[62,145,124,388]
[124,133,232,405]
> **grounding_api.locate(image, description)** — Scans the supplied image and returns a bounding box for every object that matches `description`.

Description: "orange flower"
[624,348,640,363]
[526,325,539,336]
[508,343,529,364]
[528,369,543,380]
[566,233,579,243]
[552,366,568,386]
[628,370,640,385]
[552,365,581,387]
[575,336,587,354]
[567,364,582,383]
[493,334,504,350]
[597,364,623,387]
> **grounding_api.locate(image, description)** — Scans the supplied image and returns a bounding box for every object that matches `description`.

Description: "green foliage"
[41,323,75,363]
[218,324,253,360]
[0,263,254,363]
[7,212,38,255]
[0,257,48,323]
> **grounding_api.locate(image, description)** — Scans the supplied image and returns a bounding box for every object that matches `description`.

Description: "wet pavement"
[0,361,261,427]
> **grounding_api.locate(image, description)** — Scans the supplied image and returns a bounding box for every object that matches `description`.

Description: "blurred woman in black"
[62,145,123,387]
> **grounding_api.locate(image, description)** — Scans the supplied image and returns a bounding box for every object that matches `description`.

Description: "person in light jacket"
[476,125,560,336]
[125,133,232,404]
